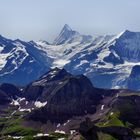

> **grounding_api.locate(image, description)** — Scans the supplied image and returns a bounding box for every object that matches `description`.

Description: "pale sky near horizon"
[0,0,140,42]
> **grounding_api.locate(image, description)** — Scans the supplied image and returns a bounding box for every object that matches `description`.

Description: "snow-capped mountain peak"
[53,24,94,45]
[53,24,80,45]
[115,30,140,40]
[62,24,73,32]
[0,28,140,90]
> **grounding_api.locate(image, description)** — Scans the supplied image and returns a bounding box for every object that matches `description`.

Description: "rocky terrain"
[0,68,139,140]
[0,24,140,140]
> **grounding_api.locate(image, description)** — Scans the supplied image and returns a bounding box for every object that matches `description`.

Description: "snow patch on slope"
[53,59,71,68]
[34,101,47,108]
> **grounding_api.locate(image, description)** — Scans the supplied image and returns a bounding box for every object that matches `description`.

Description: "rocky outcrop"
[26,70,102,123]
[0,83,21,99]
[78,118,135,140]
[126,65,140,90]
[24,68,72,101]
[111,95,140,126]
[0,89,11,105]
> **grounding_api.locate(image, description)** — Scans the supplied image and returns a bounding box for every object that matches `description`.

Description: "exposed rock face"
[23,85,43,101]
[126,65,140,90]
[0,90,11,105]
[130,65,140,78]
[26,69,102,123]
[103,52,124,65]
[0,83,21,104]
[77,94,140,140]
[0,68,140,139]
[0,83,21,99]
[24,68,72,101]
[112,30,140,62]
[112,95,140,126]
[79,121,134,140]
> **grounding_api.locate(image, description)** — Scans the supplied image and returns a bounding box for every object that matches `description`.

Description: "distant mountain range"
[0,24,140,90]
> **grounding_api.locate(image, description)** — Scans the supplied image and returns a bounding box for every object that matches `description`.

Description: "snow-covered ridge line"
[0,26,140,90]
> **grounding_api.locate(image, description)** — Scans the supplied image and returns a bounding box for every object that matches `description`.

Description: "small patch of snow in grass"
[110,112,114,116]
[58,138,65,140]
[34,133,49,137]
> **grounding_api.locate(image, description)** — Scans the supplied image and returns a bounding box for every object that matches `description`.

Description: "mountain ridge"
[0,25,140,90]
[0,68,140,139]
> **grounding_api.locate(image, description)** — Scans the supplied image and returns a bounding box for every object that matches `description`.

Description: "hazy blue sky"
[0,0,140,42]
